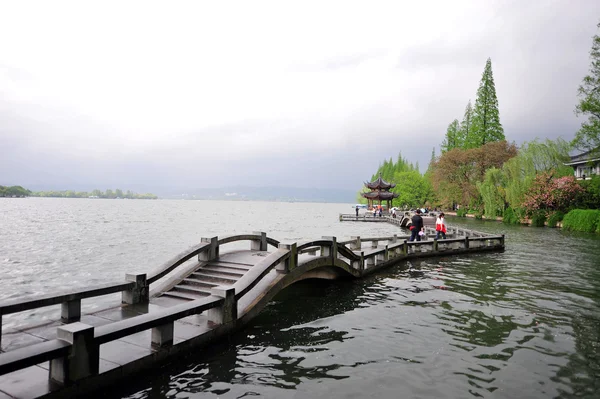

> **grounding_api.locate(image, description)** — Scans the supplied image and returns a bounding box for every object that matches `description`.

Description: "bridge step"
[205,263,252,273]
[199,267,245,278]
[180,278,219,289]
[212,260,253,269]
[172,285,211,297]
[190,272,238,285]
[161,291,199,302]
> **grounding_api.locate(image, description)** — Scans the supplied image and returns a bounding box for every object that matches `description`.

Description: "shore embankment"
[444,211,562,227]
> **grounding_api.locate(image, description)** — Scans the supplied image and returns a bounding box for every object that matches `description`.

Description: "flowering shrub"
[522,172,585,215]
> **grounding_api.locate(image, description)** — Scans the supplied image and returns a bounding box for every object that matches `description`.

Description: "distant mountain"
[160,186,357,203]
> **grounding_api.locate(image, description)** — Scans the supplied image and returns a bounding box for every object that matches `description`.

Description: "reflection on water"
[1,200,600,398]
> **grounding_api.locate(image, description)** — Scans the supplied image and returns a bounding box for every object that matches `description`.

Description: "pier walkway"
[0,226,504,398]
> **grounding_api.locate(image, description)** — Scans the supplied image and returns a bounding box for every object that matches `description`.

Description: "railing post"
[322,236,337,261]
[371,240,378,249]
[61,299,81,323]
[351,236,361,250]
[152,322,174,348]
[0,309,3,349]
[384,245,389,261]
[465,237,470,249]
[199,236,219,261]
[277,242,297,273]
[122,273,148,305]
[251,231,267,251]
[208,286,237,325]
[359,251,365,273]
[501,234,505,248]
[433,239,438,252]
[391,234,397,244]
[50,323,98,385]
[402,240,408,256]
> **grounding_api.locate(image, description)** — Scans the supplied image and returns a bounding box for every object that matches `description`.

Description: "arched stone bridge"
[0,227,504,398]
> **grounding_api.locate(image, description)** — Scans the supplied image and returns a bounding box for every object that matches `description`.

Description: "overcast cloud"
[1,0,599,193]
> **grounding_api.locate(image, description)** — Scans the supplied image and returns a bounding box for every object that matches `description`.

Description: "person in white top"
[435,212,447,240]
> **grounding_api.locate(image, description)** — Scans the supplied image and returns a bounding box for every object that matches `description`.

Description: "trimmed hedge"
[547,211,564,228]
[562,209,600,233]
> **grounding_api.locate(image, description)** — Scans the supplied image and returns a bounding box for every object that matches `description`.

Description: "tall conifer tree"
[441,119,461,153]
[459,100,473,148]
[468,58,504,148]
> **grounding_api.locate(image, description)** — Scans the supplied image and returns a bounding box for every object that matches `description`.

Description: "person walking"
[435,212,447,240]
[409,209,424,242]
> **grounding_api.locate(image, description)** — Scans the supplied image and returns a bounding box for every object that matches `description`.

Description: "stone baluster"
[208,287,237,325]
[50,323,99,385]
[322,236,338,261]
[277,242,297,273]
[251,231,267,251]
[122,273,148,305]
[61,299,81,323]
[199,236,219,261]
[152,322,174,348]
[351,236,361,250]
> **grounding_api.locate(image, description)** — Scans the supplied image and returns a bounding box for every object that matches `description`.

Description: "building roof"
[361,191,399,200]
[565,149,600,165]
[364,175,396,190]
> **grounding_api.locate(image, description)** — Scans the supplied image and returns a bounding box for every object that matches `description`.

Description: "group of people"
[409,210,447,242]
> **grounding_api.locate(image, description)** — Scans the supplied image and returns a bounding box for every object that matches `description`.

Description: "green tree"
[441,119,461,153]
[459,100,473,148]
[521,138,572,175]
[430,140,517,208]
[477,168,506,219]
[0,185,31,197]
[391,170,433,208]
[468,58,505,148]
[572,22,600,153]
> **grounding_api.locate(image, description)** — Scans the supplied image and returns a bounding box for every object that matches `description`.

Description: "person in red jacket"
[435,212,447,240]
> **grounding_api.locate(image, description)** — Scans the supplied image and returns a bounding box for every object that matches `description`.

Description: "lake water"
[1,198,600,398]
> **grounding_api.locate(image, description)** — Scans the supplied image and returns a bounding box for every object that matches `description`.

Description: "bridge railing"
[0,232,280,350]
[233,249,291,299]
[0,293,230,385]
[0,230,505,389]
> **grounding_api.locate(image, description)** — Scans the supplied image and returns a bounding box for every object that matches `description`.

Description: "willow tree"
[467,58,505,148]
[480,138,573,215]
[521,138,572,175]
[477,168,506,219]
[572,22,600,153]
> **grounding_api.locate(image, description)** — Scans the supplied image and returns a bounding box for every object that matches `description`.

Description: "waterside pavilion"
[361,175,399,211]
[565,149,600,180]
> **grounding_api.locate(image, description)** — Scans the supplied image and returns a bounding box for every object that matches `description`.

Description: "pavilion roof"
[361,191,398,200]
[364,175,396,190]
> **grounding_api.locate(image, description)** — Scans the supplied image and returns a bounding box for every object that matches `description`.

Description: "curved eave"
[361,192,399,200]
[364,176,396,190]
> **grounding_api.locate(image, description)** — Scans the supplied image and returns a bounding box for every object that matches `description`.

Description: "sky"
[1,0,600,193]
